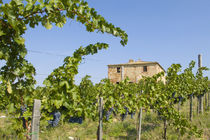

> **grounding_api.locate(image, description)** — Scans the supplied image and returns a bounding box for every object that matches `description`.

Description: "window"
[117,67,121,73]
[143,66,147,72]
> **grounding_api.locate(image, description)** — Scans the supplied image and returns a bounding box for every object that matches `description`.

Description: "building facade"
[108,59,165,83]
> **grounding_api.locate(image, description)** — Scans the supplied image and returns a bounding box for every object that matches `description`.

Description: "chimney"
[129,59,134,63]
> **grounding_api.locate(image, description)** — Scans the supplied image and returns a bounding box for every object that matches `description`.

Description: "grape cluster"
[128,112,135,119]
[173,96,184,104]
[20,105,27,129]
[48,111,61,127]
[105,107,115,121]
[20,105,27,115]
[121,107,129,121]
[167,92,185,104]
[172,92,176,98]
[69,117,83,124]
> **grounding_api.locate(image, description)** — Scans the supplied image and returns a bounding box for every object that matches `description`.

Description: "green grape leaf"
[7,81,12,94]
[44,20,53,30]
[14,37,25,45]
[7,103,15,113]
[0,30,5,36]
[0,51,3,59]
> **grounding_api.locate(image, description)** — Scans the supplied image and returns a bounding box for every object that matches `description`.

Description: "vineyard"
[0,59,209,139]
[0,0,210,140]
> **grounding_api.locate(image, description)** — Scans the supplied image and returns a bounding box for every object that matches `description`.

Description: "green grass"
[39,98,210,140]
[0,99,210,140]
[38,111,209,140]
[0,112,19,139]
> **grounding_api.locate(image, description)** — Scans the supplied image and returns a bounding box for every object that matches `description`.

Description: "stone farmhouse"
[108,59,165,84]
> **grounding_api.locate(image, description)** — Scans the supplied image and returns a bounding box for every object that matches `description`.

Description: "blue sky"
[22,0,210,85]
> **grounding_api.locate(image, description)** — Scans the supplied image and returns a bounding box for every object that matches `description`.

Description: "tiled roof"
[108,60,165,72]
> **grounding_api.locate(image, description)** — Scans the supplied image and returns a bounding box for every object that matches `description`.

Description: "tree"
[0,0,128,136]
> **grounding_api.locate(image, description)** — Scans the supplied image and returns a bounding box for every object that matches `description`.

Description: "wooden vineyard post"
[198,54,203,114]
[189,94,193,121]
[205,93,208,111]
[163,119,167,140]
[98,97,103,140]
[197,97,199,114]
[31,99,41,140]
[208,92,210,109]
[137,108,143,140]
